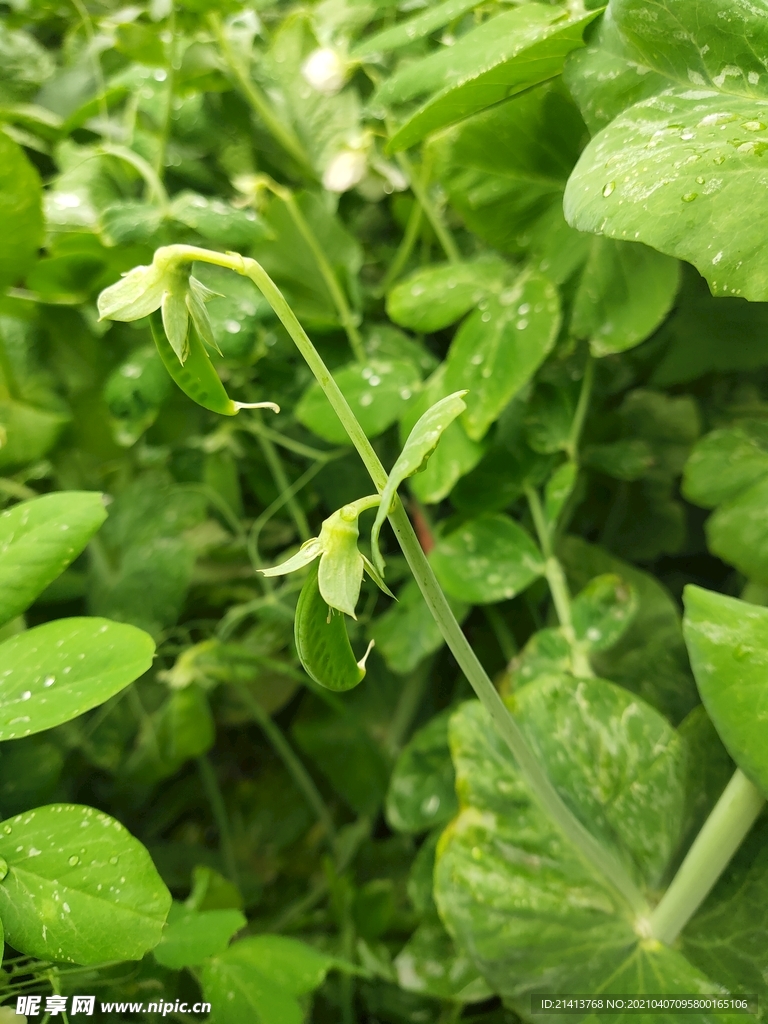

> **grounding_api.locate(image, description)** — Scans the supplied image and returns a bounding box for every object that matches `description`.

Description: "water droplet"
[713,154,726,164]
[516,319,529,330]
[734,643,754,661]
[20,691,31,701]
[742,120,766,132]
[481,312,491,322]
[68,855,79,867]
[695,176,705,184]
[2,825,11,835]
[0,858,8,882]
[602,181,616,197]
[109,855,119,865]
[43,676,55,688]
[681,192,698,202]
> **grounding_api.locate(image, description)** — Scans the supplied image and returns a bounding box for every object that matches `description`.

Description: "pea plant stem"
[650,769,765,944]
[157,243,647,916]
[208,15,315,179]
[196,754,239,886]
[393,149,460,264]
[234,682,337,848]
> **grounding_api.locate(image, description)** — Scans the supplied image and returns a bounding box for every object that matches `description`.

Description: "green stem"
[99,143,169,209]
[526,487,593,678]
[277,189,366,362]
[233,682,337,846]
[484,605,517,663]
[137,245,646,918]
[650,769,764,945]
[380,184,424,292]
[239,419,341,461]
[566,355,594,462]
[393,149,460,263]
[208,15,315,178]
[196,754,239,886]
[254,418,311,541]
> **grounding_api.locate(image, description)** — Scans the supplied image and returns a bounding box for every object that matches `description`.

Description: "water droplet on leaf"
[602,182,616,197]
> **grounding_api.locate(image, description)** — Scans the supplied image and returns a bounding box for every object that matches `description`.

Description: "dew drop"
[742,120,766,132]
[681,192,698,202]
[481,312,491,322]
[43,676,55,688]
[602,181,616,197]
[68,855,79,867]
[695,176,705,184]
[2,826,11,835]
[109,855,119,865]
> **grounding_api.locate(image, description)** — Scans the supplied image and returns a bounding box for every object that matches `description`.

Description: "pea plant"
[0,0,768,1020]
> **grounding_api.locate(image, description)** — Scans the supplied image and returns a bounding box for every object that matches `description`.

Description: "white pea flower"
[97,262,167,323]
[323,148,368,193]
[302,47,347,95]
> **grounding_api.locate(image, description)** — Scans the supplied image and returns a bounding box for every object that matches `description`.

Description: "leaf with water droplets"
[430,513,544,604]
[683,586,768,798]
[0,617,155,740]
[386,257,509,333]
[296,358,421,444]
[0,492,106,628]
[0,803,170,963]
[444,268,561,441]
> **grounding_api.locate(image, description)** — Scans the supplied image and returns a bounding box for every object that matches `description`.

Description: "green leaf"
[683,585,768,798]
[296,358,421,445]
[683,423,768,509]
[435,683,710,1012]
[507,627,572,689]
[395,917,492,1003]
[386,258,508,334]
[444,269,561,441]
[0,803,170,964]
[386,710,457,834]
[398,366,484,504]
[582,438,655,482]
[559,537,698,723]
[524,384,574,455]
[370,579,468,676]
[0,399,69,471]
[125,685,215,785]
[153,906,246,968]
[352,0,482,58]
[0,492,106,628]
[170,191,270,247]
[371,391,466,571]
[566,92,768,300]
[0,132,43,290]
[571,238,680,356]
[431,80,590,276]
[381,4,601,151]
[705,476,768,584]
[430,514,544,604]
[202,935,340,1024]
[0,617,155,740]
[571,573,638,653]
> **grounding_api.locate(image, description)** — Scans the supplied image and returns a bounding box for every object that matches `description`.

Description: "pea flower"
[261,496,390,618]
[301,47,347,95]
[97,247,218,364]
[323,148,368,193]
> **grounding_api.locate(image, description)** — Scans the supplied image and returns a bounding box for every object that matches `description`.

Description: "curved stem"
[208,14,315,179]
[393,148,460,263]
[650,769,764,944]
[99,143,169,208]
[135,245,647,917]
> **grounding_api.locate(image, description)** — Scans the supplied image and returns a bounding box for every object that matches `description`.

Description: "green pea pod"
[295,562,373,692]
[149,311,278,418]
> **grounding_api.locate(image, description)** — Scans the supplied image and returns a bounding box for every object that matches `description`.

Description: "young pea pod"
[295,562,373,691]
[149,311,278,418]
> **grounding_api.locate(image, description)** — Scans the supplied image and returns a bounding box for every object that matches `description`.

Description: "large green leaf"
[395,918,492,1003]
[381,3,600,151]
[0,492,106,627]
[683,586,768,798]
[0,400,68,471]
[0,132,43,290]
[444,269,561,441]
[0,803,170,964]
[432,80,590,277]
[0,617,155,740]
[153,905,246,968]
[370,579,468,675]
[564,0,768,300]
[435,683,724,1017]
[431,514,544,604]
[683,424,768,510]
[571,238,680,356]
